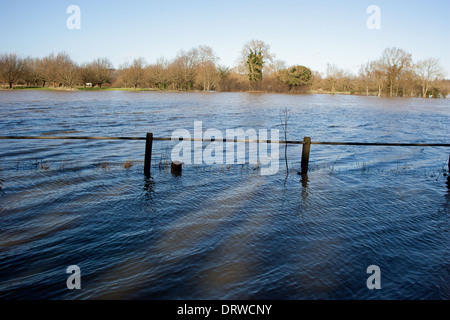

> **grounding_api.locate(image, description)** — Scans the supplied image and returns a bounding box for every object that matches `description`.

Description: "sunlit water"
[0,91,449,299]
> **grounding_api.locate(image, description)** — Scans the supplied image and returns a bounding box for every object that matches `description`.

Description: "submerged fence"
[0,134,449,176]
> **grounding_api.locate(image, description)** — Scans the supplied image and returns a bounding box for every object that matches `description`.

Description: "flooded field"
[0,91,448,299]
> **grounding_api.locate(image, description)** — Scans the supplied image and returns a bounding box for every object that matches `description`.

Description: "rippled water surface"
[0,91,449,299]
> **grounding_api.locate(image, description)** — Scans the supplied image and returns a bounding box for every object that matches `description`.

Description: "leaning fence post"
[144,132,153,177]
[301,137,311,175]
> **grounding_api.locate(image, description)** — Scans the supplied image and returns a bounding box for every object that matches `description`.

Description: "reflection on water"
[0,91,449,299]
[300,174,309,188]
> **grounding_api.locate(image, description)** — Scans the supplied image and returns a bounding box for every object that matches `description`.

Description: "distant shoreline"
[1,86,447,99]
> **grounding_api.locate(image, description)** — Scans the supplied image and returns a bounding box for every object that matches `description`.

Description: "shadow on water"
[446,176,450,197]
[143,176,155,195]
[142,177,157,231]
[300,174,309,203]
[300,174,309,189]
[445,176,450,214]
[442,176,450,298]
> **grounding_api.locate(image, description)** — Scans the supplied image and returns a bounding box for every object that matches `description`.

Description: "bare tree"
[41,53,60,88]
[168,49,199,90]
[2,45,448,97]
[0,53,25,88]
[358,62,373,96]
[90,57,113,88]
[197,45,217,65]
[54,52,79,88]
[147,57,169,89]
[34,58,48,87]
[397,66,416,97]
[265,59,287,79]
[379,47,412,98]
[370,59,385,97]
[195,45,220,91]
[416,58,445,98]
[196,61,220,91]
[22,57,42,87]
[120,57,147,89]
[78,62,95,87]
[326,63,343,95]
[310,70,323,92]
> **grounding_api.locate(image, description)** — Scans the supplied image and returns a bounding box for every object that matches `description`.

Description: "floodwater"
[0,90,448,299]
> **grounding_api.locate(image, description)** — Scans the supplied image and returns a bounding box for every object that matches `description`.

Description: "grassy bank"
[0,86,447,98]
[0,86,156,92]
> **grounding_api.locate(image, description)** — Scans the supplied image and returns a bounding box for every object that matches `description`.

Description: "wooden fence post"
[144,132,153,177]
[171,161,182,176]
[301,137,311,175]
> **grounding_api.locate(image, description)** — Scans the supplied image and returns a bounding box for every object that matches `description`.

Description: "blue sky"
[1,0,449,75]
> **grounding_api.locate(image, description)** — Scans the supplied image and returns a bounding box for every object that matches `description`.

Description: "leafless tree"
[0,53,25,88]
[416,58,445,98]
[147,57,169,89]
[78,62,95,87]
[196,61,220,91]
[35,58,47,87]
[326,64,343,94]
[1,44,447,97]
[310,71,323,92]
[368,60,385,97]
[54,52,79,88]
[379,47,413,98]
[358,62,373,96]
[168,49,199,90]
[195,45,220,91]
[265,59,286,77]
[22,57,42,87]
[90,57,113,88]
[120,57,147,89]
[40,53,60,87]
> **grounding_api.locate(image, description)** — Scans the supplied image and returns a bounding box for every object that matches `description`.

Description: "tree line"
[0,40,448,98]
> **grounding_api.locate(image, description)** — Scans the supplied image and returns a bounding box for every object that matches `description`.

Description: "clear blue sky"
[1,0,449,75]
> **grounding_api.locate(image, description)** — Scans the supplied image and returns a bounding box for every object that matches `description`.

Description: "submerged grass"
[98,161,110,170]
[158,145,171,170]
[39,161,50,170]
[0,154,447,184]
[123,160,133,169]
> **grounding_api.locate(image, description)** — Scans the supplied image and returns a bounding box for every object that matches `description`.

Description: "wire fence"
[0,135,449,147]
[1,135,449,176]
